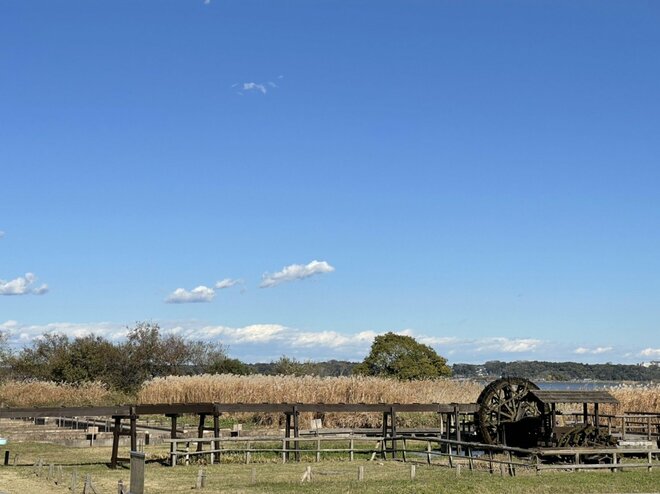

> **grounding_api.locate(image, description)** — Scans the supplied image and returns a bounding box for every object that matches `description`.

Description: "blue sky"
[1,1,659,364]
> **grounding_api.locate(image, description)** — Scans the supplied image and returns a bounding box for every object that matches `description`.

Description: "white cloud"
[0,230,5,239]
[215,278,242,290]
[165,286,215,304]
[640,348,660,357]
[242,82,267,94]
[260,260,335,288]
[574,346,613,355]
[475,337,542,353]
[0,273,49,296]
[197,324,287,343]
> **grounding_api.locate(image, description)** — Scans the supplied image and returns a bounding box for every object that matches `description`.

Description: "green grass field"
[1,441,659,494]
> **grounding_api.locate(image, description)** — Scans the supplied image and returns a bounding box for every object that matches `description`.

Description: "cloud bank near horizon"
[0,319,649,365]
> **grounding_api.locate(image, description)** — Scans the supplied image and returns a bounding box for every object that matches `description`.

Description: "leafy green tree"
[9,333,70,380]
[207,357,251,375]
[50,335,124,385]
[353,332,451,379]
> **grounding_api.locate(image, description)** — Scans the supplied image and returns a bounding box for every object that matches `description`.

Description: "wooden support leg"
[197,414,206,453]
[284,413,291,462]
[391,407,397,459]
[168,414,179,439]
[130,407,137,452]
[293,407,300,462]
[110,416,122,469]
[213,413,221,459]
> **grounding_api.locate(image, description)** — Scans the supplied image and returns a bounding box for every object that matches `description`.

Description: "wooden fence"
[164,433,660,476]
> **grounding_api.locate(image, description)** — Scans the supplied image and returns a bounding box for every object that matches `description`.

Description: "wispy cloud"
[640,348,660,358]
[233,77,282,96]
[260,260,335,288]
[215,278,243,290]
[165,286,215,304]
[574,346,613,355]
[242,82,267,94]
[0,231,5,239]
[0,273,48,296]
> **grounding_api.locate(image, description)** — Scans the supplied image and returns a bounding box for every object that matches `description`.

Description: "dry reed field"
[0,380,119,407]
[1,376,658,427]
[137,375,484,427]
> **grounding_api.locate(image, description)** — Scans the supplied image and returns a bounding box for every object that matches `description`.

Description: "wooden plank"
[529,390,618,404]
[0,406,131,418]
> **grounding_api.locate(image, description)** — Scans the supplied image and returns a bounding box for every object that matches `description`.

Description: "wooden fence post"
[71,468,78,492]
[426,441,432,465]
[410,464,416,480]
[196,467,206,489]
[250,467,256,484]
[130,451,145,494]
[358,465,364,481]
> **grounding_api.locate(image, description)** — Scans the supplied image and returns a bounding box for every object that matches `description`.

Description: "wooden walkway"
[0,402,479,468]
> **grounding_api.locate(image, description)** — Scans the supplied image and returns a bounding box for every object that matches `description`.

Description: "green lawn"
[0,441,659,494]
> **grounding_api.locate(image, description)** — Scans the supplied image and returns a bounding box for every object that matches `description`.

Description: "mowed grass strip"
[2,441,660,494]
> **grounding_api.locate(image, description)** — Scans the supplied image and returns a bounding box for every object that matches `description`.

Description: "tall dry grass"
[137,374,483,427]
[0,380,124,407]
[608,384,660,414]
[2,376,658,428]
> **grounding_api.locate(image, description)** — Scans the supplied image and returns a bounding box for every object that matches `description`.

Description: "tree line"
[453,360,660,381]
[0,326,452,391]
[3,323,655,392]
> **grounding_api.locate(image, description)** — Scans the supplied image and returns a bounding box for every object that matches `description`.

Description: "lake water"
[535,381,624,390]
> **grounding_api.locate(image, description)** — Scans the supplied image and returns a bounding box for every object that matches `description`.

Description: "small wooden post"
[426,441,432,465]
[48,463,54,480]
[467,447,474,471]
[648,451,653,473]
[250,467,256,484]
[410,464,416,480]
[3,450,9,466]
[130,451,145,494]
[196,467,206,489]
[171,439,178,467]
[316,437,321,462]
[358,465,364,481]
[621,415,626,439]
[246,441,252,464]
[349,437,353,462]
[456,463,461,477]
[401,438,407,462]
[117,479,125,494]
[282,439,287,464]
[488,450,494,474]
[507,451,515,476]
[71,468,78,492]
